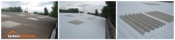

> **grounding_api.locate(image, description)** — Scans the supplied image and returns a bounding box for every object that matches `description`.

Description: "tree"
[95,9,98,15]
[101,6,109,18]
[50,1,58,18]
[59,8,79,13]
[101,1,116,19]
[33,12,39,14]
[1,6,22,12]
[16,7,22,12]
[33,11,43,15]
[44,7,49,15]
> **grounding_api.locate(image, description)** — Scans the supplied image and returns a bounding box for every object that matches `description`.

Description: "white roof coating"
[118,1,173,39]
[2,21,21,28]
[59,13,106,39]
[27,17,39,21]
[16,14,26,16]
[2,14,11,17]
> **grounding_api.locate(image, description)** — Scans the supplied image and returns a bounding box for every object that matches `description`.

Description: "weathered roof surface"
[118,1,173,39]
[59,13,106,39]
[1,12,57,39]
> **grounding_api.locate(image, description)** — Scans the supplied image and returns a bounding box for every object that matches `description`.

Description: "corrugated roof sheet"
[118,1,174,39]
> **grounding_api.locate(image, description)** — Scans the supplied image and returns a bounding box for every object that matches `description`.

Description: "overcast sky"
[1,1,54,13]
[59,1,106,13]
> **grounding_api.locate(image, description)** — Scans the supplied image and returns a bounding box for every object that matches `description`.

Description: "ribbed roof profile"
[121,11,174,34]
[118,1,173,39]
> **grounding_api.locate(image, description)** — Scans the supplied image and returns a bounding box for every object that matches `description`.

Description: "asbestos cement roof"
[117,1,174,39]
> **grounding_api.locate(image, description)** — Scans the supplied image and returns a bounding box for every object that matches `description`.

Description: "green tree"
[44,7,49,15]
[1,6,22,12]
[101,6,109,18]
[101,1,116,19]
[33,11,39,14]
[95,9,98,15]
[16,7,22,12]
[59,8,79,13]
[33,11,44,15]
[50,1,58,18]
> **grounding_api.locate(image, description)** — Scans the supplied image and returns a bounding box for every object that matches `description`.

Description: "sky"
[59,1,106,13]
[1,1,54,13]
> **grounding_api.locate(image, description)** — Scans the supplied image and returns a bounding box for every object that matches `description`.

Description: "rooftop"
[59,13,106,39]
[118,1,173,39]
[1,12,57,39]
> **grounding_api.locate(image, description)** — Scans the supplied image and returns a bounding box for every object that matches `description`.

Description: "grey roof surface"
[59,13,106,39]
[2,12,57,39]
[118,1,173,39]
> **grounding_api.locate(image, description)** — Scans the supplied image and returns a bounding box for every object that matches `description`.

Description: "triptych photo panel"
[0,0,174,40]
